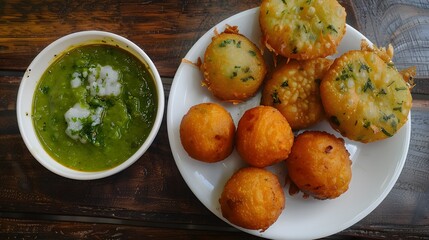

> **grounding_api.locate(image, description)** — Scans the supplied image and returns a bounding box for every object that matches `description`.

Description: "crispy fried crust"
[259,0,346,60]
[286,131,352,199]
[202,31,267,103]
[219,167,285,231]
[180,103,235,162]
[261,58,332,130]
[236,106,294,167]
[320,50,412,143]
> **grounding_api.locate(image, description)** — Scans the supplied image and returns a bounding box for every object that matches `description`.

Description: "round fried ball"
[219,167,285,231]
[236,106,294,167]
[320,50,412,143]
[202,29,267,103]
[261,58,332,130]
[180,103,235,163]
[259,0,346,60]
[286,131,352,199]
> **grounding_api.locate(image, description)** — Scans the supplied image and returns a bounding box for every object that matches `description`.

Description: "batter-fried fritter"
[320,46,413,143]
[219,167,285,231]
[261,58,332,130]
[259,0,346,60]
[286,131,352,199]
[236,106,294,167]
[180,103,235,162]
[202,26,267,103]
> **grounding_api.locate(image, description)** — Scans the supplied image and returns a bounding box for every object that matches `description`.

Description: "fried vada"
[320,45,413,143]
[202,26,267,103]
[286,131,352,199]
[236,106,294,167]
[259,0,346,60]
[180,103,235,163]
[261,58,332,130]
[219,167,285,231]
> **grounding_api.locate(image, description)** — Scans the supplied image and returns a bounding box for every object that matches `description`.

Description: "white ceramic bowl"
[17,31,164,180]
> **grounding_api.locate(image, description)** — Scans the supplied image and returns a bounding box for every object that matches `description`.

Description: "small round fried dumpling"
[320,50,412,143]
[259,0,346,60]
[219,167,285,231]
[236,106,294,167]
[180,103,235,163]
[202,28,267,103]
[261,58,332,130]
[286,131,352,199]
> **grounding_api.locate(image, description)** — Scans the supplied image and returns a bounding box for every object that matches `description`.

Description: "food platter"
[167,7,411,240]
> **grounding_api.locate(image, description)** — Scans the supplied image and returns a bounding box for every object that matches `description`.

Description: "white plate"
[167,7,411,240]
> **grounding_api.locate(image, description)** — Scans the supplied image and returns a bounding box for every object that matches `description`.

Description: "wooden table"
[1,0,428,239]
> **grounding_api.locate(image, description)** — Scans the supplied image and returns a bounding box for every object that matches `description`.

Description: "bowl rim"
[16,30,165,180]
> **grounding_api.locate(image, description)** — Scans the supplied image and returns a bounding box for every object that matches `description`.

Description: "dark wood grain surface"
[1,0,428,239]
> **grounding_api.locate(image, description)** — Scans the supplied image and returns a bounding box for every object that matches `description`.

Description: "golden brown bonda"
[286,131,352,199]
[219,167,285,231]
[236,106,294,167]
[180,103,235,163]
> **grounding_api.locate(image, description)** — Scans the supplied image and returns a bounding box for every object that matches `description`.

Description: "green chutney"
[32,44,158,172]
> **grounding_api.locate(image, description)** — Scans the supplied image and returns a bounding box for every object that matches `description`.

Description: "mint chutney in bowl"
[17,31,164,180]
